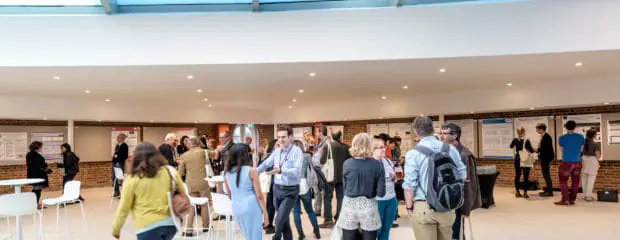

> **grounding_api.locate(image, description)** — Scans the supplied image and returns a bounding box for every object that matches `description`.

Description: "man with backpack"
[403,117,466,240]
[440,124,481,240]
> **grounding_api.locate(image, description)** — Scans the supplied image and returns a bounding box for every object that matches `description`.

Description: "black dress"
[26,151,49,188]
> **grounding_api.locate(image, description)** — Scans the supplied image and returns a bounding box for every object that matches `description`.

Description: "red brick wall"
[256,124,275,142]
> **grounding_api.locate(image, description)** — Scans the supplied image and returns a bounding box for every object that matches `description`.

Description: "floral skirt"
[336,196,381,231]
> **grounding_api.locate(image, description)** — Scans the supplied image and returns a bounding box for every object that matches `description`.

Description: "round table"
[0,178,45,240]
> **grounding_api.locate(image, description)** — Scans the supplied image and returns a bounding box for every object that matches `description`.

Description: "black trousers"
[343,229,377,240]
[540,159,553,193]
[266,176,276,227]
[323,182,344,222]
[515,167,531,192]
[272,185,299,240]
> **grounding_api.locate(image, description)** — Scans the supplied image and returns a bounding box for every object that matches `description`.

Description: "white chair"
[209,193,236,240]
[109,167,125,211]
[181,183,212,237]
[0,193,43,240]
[0,216,10,240]
[42,180,87,234]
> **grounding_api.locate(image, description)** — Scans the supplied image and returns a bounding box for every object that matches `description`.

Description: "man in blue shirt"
[557,120,585,206]
[257,125,303,240]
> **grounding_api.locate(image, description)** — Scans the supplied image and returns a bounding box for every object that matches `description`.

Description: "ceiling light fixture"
[439,68,446,73]
[196,89,203,93]
[208,104,213,108]
[203,98,208,102]
[97,120,102,122]
[309,72,316,77]
[194,121,198,124]
[344,118,348,121]
[292,99,297,102]
[149,120,154,123]
[379,117,384,119]
[470,111,475,114]
[529,107,535,110]
[506,83,513,86]
[84,90,90,94]
[420,114,425,117]
[288,105,293,109]
[298,89,304,93]
[575,62,583,67]
[604,102,610,105]
[187,75,194,80]
[104,98,110,102]
[403,85,408,90]
[53,76,60,80]
[43,117,47,120]
[381,96,387,100]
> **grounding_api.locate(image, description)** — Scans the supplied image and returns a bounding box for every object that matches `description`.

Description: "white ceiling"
[1,50,619,119]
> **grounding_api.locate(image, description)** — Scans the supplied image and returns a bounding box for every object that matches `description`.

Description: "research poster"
[514,116,549,159]
[367,123,389,138]
[293,127,313,146]
[446,119,477,156]
[563,114,602,141]
[30,132,64,160]
[0,132,28,161]
[608,120,620,144]
[388,123,414,153]
[112,128,140,160]
[173,128,197,139]
[326,125,344,139]
[481,118,514,158]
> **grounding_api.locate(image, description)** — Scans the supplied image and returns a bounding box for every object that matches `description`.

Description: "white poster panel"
[30,132,64,160]
[445,119,477,156]
[112,128,140,160]
[367,124,389,138]
[388,123,413,153]
[326,125,344,139]
[514,116,549,159]
[608,120,620,144]
[0,132,28,161]
[480,118,514,158]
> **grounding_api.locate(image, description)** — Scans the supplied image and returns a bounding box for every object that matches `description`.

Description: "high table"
[0,178,45,240]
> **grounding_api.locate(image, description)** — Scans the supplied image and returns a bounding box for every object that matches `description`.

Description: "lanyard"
[278,146,293,169]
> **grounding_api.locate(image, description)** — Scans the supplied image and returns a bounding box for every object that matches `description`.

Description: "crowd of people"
[21,116,603,240]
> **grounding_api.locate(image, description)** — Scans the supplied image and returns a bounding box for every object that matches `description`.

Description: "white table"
[0,178,44,240]
[205,175,224,183]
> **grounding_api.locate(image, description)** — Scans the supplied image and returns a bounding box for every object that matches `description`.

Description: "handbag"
[322,141,335,182]
[164,166,191,216]
[330,222,343,240]
[597,189,619,203]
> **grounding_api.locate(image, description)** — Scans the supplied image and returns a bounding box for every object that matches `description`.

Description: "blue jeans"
[376,197,398,240]
[136,226,177,240]
[293,191,319,236]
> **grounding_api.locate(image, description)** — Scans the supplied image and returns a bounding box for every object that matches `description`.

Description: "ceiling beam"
[100,0,118,15]
[396,0,406,7]
[252,0,260,12]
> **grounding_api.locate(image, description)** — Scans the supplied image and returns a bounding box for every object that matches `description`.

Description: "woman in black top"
[60,143,84,201]
[337,133,385,240]
[581,128,601,201]
[26,141,51,209]
[510,127,534,198]
[177,135,190,156]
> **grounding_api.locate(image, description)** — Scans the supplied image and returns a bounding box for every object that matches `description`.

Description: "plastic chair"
[0,193,43,240]
[109,167,125,211]
[42,180,87,234]
[0,216,10,240]
[209,193,236,240]
[181,183,211,236]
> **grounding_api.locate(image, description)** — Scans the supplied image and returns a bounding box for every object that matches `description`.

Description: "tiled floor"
[1,187,618,240]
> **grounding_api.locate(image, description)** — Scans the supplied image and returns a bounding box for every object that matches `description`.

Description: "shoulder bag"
[164,166,191,216]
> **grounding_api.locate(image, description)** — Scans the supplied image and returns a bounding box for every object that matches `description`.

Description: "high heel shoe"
[515,191,523,198]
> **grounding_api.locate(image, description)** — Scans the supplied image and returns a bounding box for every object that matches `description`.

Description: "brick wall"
[256,124,275,142]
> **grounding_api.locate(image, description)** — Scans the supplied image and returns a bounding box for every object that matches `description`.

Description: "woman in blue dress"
[224,143,269,240]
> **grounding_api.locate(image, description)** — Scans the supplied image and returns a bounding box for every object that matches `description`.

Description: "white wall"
[1,0,619,67]
[273,75,620,123]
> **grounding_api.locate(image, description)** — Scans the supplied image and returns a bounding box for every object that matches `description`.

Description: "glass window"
[0,0,101,6]
[116,0,251,5]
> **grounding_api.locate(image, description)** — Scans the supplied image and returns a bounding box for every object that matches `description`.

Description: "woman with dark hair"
[26,141,52,209]
[177,135,190,156]
[582,128,601,201]
[60,143,84,201]
[112,142,186,240]
[292,139,321,239]
[224,143,268,240]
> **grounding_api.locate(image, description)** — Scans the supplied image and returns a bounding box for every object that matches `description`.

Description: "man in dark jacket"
[318,130,351,227]
[535,123,555,197]
[159,133,178,167]
[441,123,482,240]
[112,133,128,197]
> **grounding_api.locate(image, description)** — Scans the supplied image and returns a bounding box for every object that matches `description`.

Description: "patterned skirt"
[336,196,382,231]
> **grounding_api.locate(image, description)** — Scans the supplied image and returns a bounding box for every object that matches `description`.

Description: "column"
[68,120,74,146]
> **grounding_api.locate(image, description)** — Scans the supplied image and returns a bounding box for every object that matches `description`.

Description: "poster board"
[367,124,389,138]
[480,118,514,158]
[388,123,414,153]
[174,128,197,138]
[607,120,620,144]
[30,132,64,160]
[293,127,313,147]
[0,132,28,161]
[445,119,477,157]
[326,125,344,139]
[558,114,602,159]
[112,128,140,160]
[514,116,550,160]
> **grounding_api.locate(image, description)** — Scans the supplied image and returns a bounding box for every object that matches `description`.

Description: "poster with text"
[481,118,514,158]
[112,128,140,160]
[388,123,413,154]
[445,119,477,157]
[514,116,549,159]
[326,125,344,140]
[30,132,64,160]
[0,132,28,161]
[608,120,620,144]
[293,127,313,147]
[563,115,601,141]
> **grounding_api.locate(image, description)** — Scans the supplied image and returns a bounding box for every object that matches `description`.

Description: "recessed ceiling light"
[208,104,213,108]
[309,72,316,77]
[288,105,293,109]
[575,62,583,67]
[187,75,194,80]
[403,85,408,90]
[381,96,387,100]
[196,89,203,93]
[420,114,425,117]
[194,121,198,124]
[470,111,475,114]
[439,68,446,73]
[344,118,348,121]
[104,98,110,102]
[203,98,208,102]
[506,83,513,86]
[604,102,610,105]
[379,117,384,119]
[97,120,102,122]
[84,90,90,94]
[149,120,154,123]
[42,117,47,120]
[298,89,304,93]
[292,99,297,102]
[529,107,535,110]
[53,76,60,80]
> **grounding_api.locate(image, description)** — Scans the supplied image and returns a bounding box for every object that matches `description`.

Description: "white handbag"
[322,141,335,182]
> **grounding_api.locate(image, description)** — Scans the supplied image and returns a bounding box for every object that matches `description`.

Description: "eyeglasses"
[374,146,386,150]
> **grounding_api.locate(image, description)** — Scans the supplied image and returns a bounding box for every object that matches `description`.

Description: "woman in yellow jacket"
[112,142,186,240]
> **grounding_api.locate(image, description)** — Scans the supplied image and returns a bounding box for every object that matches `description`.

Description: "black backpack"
[415,143,464,212]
